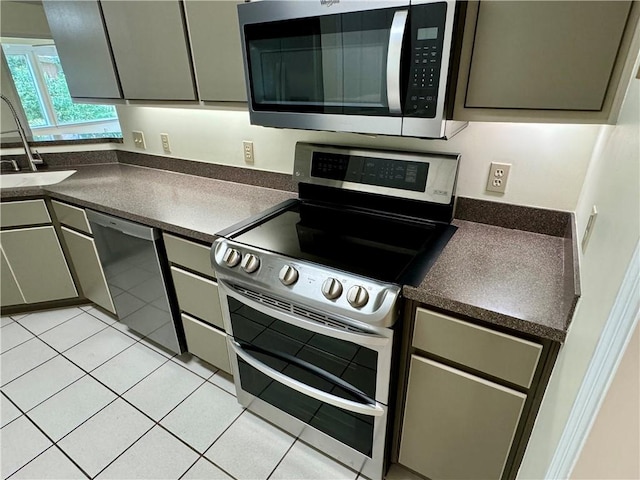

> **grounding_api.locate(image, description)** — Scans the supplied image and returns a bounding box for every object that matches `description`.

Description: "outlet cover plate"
[132,131,146,149]
[486,162,511,194]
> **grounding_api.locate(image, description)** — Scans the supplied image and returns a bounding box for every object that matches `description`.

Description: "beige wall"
[518,48,640,479]
[115,105,601,212]
[570,322,640,479]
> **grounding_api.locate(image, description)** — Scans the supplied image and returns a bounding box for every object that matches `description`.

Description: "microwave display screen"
[417,27,439,41]
[311,152,428,192]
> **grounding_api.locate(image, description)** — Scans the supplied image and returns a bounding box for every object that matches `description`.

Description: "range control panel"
[405,2,448,118]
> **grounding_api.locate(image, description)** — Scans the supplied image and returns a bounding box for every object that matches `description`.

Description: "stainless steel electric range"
[211,142,460,480]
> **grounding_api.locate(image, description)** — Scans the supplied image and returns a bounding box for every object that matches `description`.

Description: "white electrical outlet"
[243,140,254,163]
[486,162,511,194]
[132,131,146,149]
[160,133,171,154]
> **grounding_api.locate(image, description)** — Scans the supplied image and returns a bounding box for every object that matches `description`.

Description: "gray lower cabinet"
[163,233,231,374]
[398,308,543,480]
[60,227,115,314]
[1,247,25,307]
[0,226,77,305]
[399,355,526,480]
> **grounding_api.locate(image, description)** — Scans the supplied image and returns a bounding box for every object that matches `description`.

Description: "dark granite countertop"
[0,162,578,342]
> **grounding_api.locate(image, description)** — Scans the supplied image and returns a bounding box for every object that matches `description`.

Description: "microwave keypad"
[407,41,441,117]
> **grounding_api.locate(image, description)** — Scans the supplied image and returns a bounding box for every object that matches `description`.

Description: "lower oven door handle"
[230,341,385,417]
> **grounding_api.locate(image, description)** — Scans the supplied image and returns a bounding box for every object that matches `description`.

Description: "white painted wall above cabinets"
[115,104,600,212]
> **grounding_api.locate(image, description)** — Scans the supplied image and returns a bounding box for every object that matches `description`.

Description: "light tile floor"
[1,306,387,480]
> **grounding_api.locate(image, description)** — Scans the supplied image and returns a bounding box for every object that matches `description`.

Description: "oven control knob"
[347,286,369,308]
[241,253,260,273]
[322,278,343,300]
[223,248,242,268]
[279,265,299,286]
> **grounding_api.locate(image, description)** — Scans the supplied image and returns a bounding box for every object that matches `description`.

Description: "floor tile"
[9,314,28,321]
[123,360,204,421]
[161,381,243,453]
[2,355,85,412]
[204,411,295,480]
[384,463,424,480]
[208,370,236,396]
[85,306,118,325]
[28,375,117,441]
[15,307,83,335]
[78,305,94,312]
[172,352,218,380]
[96,425,198,479]
[181,457,233,480]
[1,393,22,428]
[58,399,154,478]
[39,312,108,352]
[140,336,176,358]
[92,342,168,395]
[1,322,34,353]
[270,441,357,480]
[63,327,137,371]
[2,315,14,327]
[1,415,53,478]
[110,319,145,340]
[1,338,58,387]
[9,445,88,479]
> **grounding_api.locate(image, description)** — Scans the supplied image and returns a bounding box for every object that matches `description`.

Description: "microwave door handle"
[387,10,408,114]
[231,341,385,417]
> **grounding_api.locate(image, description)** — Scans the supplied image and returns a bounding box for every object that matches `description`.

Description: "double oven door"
[217,279,394,480]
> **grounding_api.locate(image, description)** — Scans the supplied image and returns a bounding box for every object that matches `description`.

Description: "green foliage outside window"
[6,53,117,128]
[6,54,47,127]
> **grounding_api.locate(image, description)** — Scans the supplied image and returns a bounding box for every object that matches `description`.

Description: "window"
[2,42,121,135]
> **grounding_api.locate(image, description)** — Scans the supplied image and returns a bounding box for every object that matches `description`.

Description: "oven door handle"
[230,340,385,417]
[387,9,408,115]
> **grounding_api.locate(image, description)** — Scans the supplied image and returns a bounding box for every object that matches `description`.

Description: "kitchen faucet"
[1,93,41,172]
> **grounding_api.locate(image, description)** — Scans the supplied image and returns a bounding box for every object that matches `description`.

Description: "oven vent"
[232,284,367,334]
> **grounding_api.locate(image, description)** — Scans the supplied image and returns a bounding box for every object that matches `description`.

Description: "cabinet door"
[184,0,247,102]
[100,0,196,101]
[1,247,25,307]
[182,313,231,374]
[61,227,115,314]
[0,227,77,304]
[465,1,632,111]
[170,266,224,329]
[399,355,526,480]
[42,0,122,99]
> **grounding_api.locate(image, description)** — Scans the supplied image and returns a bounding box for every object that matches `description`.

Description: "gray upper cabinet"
[100,1,197,101]
[454,1,639,123]
[42,0,122,100]
[184,0,247,102]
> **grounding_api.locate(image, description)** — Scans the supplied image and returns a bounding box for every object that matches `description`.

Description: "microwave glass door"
[244,8,402,115]
[228,296,379,455]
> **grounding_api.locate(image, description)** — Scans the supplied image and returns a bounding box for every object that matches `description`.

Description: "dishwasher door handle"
[86,210,158,241]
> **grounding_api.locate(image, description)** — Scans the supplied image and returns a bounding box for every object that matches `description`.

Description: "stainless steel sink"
[0,170,76,189]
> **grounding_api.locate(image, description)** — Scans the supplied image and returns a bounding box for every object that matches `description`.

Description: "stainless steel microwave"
[237,0,465,139]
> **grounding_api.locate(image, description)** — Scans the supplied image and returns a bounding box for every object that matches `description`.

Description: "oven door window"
[244,8,401,115]
[229,297,379,455]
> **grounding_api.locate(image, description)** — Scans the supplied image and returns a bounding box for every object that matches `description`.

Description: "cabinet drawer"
[182,313,231,374]
[0,200,51,228]
[400,355,526,480]
[170,266,224,329]
[52,200,92,234]
[413,308,542,389]
[163,233,215,278]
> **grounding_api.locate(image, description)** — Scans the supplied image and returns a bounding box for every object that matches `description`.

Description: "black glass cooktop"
[231,201,455,286]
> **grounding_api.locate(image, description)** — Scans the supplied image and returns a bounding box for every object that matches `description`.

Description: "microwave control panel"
[405,2,448,118]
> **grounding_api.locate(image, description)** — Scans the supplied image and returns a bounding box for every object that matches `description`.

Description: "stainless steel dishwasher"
[87,210,184,354]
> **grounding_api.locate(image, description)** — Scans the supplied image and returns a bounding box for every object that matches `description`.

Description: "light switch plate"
[132,131,146,149]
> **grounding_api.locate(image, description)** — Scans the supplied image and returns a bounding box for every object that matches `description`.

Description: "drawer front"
[170,266,224,329]
[182,313,231,373]
[413,308,542,389]
[163,233,215,278]
[52,200,92,234]
[0,200,51,228]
